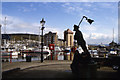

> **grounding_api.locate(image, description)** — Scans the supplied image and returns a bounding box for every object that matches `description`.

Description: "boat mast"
[4,17,7,50]
[113,28,114,42]
[4,17,7,34]
[39,27,41,60]
[39,27,40,49]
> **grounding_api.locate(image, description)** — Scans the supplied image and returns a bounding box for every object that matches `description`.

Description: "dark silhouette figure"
[71,16,95,76]
[71,25,94,75]
[71,50,93,74]
[70,50,81,74]
[73,24,91,58]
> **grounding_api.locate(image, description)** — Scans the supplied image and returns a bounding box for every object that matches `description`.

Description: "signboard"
[49,44,55,50]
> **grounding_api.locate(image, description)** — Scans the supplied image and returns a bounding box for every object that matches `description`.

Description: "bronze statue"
[73,24,91,58]
[71,16,94,74]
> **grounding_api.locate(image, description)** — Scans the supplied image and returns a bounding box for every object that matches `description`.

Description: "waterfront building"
[64,29,74,47]
[2,33,39,41]
[44,31,58,46]
[109,41,117,48]
[58,39,66,48]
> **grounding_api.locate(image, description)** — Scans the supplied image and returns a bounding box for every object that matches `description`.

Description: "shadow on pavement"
[2,69,120,80]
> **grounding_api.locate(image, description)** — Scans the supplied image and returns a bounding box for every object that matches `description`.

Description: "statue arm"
[74,31,81,40]
[74,34,77,40]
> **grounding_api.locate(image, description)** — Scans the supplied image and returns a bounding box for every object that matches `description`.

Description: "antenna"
[4,17,7,34]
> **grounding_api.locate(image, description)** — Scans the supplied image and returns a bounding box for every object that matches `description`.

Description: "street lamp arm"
[83,16,88,20]
[78,16,88,27]
[78,16,94,27]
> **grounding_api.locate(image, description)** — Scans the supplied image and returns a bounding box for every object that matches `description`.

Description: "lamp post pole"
[40,18,45,63]
[41,27,44,62]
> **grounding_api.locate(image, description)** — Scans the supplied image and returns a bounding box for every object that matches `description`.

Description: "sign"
[49,44,55,50]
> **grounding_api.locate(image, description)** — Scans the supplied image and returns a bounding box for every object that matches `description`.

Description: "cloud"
[1,13,118,44]
[18,5,37,12]
[84,3,92,7]
[1,15,64,39]
[98,3,115,9]
[30,3,34,7]
[75,30,115,44]
[61,2,117,17]
[30,22,64,39]
[83,32,117,44]
[1,15,37,34]
[2,0,119,2]
[82,25,97,31]
[90,33,112,39]
[61,2,96,17]
[62,3,83,15]
[1,15,20,25]
[44,25,64,39]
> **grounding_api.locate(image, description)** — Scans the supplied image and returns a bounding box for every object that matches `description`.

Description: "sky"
[1,2,118,44]
[119,2,120,44]
[1,0,119,2]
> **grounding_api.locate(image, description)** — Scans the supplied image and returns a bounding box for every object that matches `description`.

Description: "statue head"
[73,24,79,31]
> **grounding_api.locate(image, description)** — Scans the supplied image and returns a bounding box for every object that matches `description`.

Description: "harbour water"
[4,57,41,62]
[2,52,66,62]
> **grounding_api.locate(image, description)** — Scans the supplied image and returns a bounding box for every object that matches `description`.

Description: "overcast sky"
[1,2,118,44]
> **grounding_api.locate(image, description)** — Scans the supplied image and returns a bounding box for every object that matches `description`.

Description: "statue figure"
[71,25,92,74]
[71,16,95,75]
[73,24,91,58]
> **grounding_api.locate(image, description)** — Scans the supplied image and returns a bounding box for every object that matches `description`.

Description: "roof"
[44,31,57,35]
[65,29,73,34]
[2,33,39,36]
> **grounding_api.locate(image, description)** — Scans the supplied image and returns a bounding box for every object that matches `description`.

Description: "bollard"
[26,54,32,62]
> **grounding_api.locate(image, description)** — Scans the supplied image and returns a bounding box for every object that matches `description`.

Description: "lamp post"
[40,18,45,63]
[78,16,94,27]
